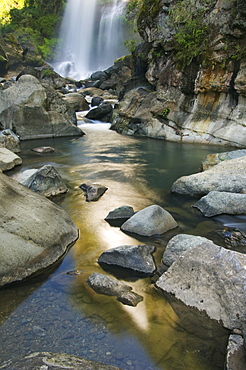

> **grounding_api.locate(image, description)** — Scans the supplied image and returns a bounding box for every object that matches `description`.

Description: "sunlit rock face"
[112,0,246,147]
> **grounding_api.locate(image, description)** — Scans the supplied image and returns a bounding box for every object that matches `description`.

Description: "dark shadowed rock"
[0,352,121,369]
[98,244,156,277]
[79,183,108,201]
[105,205,135,226]
[21,165,68,197]
[91,96,104,107]
[121,205,178,237]
[85,102,113,121]
[86,272,143,306]
[193,191,246,217]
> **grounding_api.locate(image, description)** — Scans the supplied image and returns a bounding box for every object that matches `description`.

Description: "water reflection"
[0,124,230,369]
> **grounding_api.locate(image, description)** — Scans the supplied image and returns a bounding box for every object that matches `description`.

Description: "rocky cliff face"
[112,0,246,147]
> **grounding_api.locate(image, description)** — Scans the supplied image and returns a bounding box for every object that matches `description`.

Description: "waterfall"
[52,0,128,81]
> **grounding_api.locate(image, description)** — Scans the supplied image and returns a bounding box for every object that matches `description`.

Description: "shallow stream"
[1,122,241,370]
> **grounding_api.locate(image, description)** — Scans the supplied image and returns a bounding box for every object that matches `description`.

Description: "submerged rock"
[105,205,135,226]
[121,204,178,237]
[31,146,55,153]
[21,165,68,197]
[0,172,78,286]
[98,244,156,277]
[193,191,246,217]
[79,183,108,201]
[171,156,246,196]
[86,272,143,306]
[156,241,246,330]
[0,352,121,369]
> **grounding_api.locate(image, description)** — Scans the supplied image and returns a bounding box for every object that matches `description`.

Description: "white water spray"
[52,0,128,80]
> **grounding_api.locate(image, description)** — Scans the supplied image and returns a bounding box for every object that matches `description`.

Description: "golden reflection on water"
[1,124,229,369]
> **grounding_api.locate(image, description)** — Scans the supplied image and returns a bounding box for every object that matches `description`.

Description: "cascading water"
[52,0,128,80]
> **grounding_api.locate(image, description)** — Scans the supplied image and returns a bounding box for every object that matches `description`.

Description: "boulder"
[0,74,84,140]
[0,172,79,286]
[201,149,246,171]
[171,156,246,196]
[0,129,20,153]
[62,93,89,111]
[104,205,135,226]
[121,205,178,237]
[98,244,156,277]
[162,234,210,267]
[0,352,121,370]
[225,335,246,370]
[20,165,68,197]
[91,96,104,107]
[16,66,67,89]
[0,147,22,172]
[156,241,246,330]
[86,273,143,306]
[79,183,108,202]
[85,102,113,121]
[193,191,246,217]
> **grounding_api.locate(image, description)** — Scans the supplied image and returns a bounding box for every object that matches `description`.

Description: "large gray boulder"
[171,156,246,196]
[156,241,246,330]
[121,205,178,237]
[193,191,246,217]
[162,234,210,267]
[0,75,84,140]
[0,147,22,172]
[0,172,79,286]
[0,352,121,370]
[98,244,156,276]
[86,273,143,306]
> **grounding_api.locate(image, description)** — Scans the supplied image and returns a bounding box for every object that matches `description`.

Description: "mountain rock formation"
[112,0,246,147]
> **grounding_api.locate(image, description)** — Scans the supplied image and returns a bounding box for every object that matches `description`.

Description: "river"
[0,122,234,369]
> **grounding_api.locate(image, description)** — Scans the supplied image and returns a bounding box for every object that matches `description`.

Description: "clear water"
[0,123,234,369]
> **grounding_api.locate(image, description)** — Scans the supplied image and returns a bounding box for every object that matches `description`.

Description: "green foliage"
[161,108,170,117]
[169,0,213,70]
[174,19,209,70]
[124,39,137,53]
[0,0,65,60]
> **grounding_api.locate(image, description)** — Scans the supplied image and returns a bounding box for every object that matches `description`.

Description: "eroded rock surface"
[156,241,246,330]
